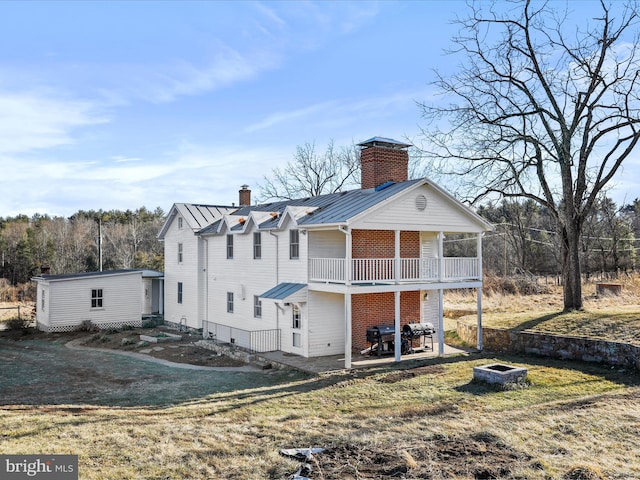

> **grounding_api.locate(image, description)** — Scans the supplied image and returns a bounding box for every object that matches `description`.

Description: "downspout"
[203,237,209,337]
[339,225,352,369]
[269,230,280,338]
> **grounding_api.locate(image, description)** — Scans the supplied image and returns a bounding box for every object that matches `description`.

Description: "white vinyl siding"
[35,272,142,332]
[307,291,345,356]
[352,184,486,233]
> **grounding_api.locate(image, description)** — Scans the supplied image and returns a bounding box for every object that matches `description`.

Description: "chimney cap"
[240,184,250,190]
[357,136,411,150]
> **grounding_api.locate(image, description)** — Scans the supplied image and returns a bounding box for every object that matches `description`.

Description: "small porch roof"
[259,283,307,301]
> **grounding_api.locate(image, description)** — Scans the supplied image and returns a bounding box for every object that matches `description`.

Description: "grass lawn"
[2,281,640,479]
[1,349,639,479]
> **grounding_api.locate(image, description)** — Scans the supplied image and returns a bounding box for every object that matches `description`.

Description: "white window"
[178,217,183,229]
[177,243,183,264]
[227,292,234,313]
[253,232,262,259]
[177,282,183,304]
[290,229,300,259]
[293,332,301,347]
[227,235,234,259]
[254,295,262,318]
[91,289,103,309]
[292,304,301,329]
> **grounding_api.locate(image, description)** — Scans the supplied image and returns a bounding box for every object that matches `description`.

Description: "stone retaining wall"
[457,321,640,370]
[195,340,285,370]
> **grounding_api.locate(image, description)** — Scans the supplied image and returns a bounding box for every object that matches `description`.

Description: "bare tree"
[419,0,640,310]
[258,140,361,201]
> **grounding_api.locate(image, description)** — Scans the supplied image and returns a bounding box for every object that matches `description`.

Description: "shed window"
[227,235,234,259]
[290,229,300,259]
[41,289,45,311]
[177,282,183,304]
[91,289,103,309]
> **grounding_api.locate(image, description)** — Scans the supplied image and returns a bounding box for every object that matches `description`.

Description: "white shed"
[32,269,164,332]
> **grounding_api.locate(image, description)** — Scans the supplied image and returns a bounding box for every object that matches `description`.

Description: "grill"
[402,322,435,353]
[365,325,396,356]
[365,322,436,356]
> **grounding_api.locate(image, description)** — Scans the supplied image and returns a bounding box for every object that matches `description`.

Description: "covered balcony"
[308,256,480,284]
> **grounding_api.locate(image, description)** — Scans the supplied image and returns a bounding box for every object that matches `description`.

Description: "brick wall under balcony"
[352,230,420,258]
[351,291,421,352]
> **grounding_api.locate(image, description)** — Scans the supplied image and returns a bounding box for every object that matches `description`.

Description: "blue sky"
[0,1,638,217]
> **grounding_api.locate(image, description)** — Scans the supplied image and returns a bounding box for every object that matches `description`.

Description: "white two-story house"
[160,137,493,368]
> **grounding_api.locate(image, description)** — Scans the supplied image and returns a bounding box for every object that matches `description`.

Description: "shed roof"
[32,269,163,282]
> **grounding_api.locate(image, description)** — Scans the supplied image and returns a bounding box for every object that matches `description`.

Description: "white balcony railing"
[308,257,480,284]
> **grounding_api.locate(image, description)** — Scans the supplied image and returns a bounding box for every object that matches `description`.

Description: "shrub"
[81,320,100,332]
[4,316,30,331]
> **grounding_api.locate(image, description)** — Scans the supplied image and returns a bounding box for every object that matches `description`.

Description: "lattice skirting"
[38,319,143,333]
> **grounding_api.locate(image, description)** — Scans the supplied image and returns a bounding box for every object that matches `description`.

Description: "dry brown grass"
[1,356,639,479]
[446,274,640,344]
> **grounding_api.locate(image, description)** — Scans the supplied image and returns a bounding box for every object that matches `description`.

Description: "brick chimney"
[239,184,251,206]
[358,137,411,189]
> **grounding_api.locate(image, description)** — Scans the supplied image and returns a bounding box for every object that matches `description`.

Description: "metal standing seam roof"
[198,179,423,234]
[32,269,164,282]
[259,283,307,300]
[180,203,236,230]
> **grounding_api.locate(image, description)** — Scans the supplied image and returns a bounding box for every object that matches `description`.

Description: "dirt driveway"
[0,335,307,407]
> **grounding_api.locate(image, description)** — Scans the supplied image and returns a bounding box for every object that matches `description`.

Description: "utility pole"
[97,217,103,272]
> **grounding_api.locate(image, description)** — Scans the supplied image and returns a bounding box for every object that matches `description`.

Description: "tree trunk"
[561,224,583,311]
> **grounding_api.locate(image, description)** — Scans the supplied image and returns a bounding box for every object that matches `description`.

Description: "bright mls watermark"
[1,455,78,479]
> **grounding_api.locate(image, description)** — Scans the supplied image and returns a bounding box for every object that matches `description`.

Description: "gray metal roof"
[180,203,235,230]
[32,269,163,282]
[259,283,307,300]
[198,179,423,234]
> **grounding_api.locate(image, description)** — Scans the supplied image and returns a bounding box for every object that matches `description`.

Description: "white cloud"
[245,87,430,133]
[0,90,107,154]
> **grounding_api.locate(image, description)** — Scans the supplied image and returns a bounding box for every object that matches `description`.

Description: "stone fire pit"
[473,363,528,385]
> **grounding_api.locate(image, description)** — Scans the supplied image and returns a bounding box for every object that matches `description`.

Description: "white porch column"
[438,288,444,356]
[477,288,483,351]
[345,292,352,369]
[437,232,444,281]
[394,290,401,361]
[477,232,483,350]
[394,229,400,284]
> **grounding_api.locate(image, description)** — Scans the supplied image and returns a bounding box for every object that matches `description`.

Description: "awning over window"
[259,283,307,302]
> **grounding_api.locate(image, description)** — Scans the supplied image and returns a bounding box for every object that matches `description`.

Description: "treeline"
[0,207,165,288]
[446,197,639,278]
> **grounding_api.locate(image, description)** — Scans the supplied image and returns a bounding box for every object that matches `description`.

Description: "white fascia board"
[157,204,179,240]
